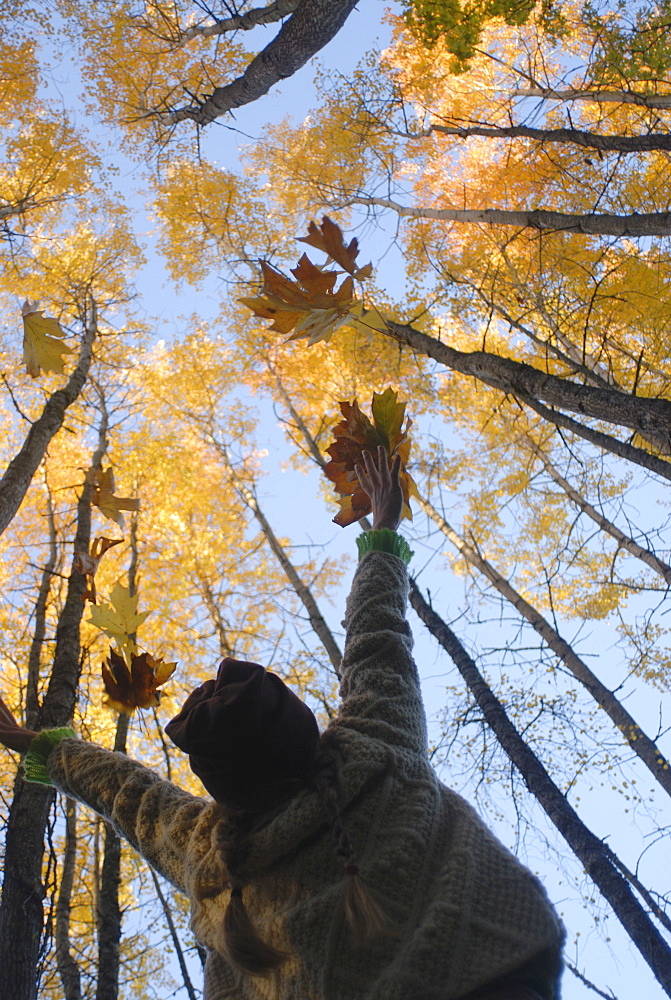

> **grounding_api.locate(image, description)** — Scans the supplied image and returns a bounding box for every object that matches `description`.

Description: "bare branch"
[417,492,671,798]
[525,436,671,585]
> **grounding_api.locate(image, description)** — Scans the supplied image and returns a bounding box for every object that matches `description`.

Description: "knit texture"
[356,529,413,564]
[23,728,77,784]
[41,551,563,1000]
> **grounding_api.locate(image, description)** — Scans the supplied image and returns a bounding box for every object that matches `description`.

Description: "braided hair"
[313,735,389,942]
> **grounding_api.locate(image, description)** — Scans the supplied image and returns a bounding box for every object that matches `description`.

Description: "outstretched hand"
[354,447,404,531]
[0,695,38,754]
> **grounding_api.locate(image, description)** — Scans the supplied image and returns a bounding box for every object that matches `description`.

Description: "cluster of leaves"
[89,582,176,713]
[324,387,419,526]
[585,0,671,84]
[403,0,559,69]
[241,216,387,346]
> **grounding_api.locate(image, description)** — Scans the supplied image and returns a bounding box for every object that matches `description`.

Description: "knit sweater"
[31,549,563,1000]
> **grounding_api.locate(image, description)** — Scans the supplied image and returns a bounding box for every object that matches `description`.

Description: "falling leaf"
[21,299,75,378]
[89,467,140,529]
[88,581,151,664]
[102,647,176,714]
[240,220,386,346]
[324,387,420,527]
[74,536,123,603]
[297,216,373,279]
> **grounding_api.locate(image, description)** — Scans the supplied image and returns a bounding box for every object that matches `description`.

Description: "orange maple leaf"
[102,648,176,715]
[73,536,123,603]
[297,216,373,279]
[89,467,140,529]
[324,388,420,527]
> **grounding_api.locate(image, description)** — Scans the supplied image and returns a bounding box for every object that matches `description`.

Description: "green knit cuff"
[356,529,413,565]
[23,728,77,785]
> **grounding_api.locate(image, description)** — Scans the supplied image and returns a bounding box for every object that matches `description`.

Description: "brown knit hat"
[165,657,320,812]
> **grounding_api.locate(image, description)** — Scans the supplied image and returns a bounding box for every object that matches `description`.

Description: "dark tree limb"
[408,579,671,995]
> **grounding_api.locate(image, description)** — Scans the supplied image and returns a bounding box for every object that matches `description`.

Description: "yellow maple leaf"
[21,299,76,378]
[89,467,141,529]
[88,582,151,665]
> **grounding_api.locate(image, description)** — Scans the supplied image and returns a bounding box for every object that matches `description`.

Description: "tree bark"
[349,194,671,238]
[518,393,671,484]
[383,319,671,456]
[415,121,671,153]
[408,579,671,996]
[55,798,83,1000]
[164,0,358,125]
[417,493,671,797]
[0,407,106,1000]
[0,303,96,536]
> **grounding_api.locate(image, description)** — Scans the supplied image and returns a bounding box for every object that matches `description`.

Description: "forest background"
[1,1,671,998]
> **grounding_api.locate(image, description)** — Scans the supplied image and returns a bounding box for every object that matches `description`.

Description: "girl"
[0,448,563,999]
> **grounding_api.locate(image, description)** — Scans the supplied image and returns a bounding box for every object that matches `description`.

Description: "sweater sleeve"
[337,548,428,754]
[44,738,208,894]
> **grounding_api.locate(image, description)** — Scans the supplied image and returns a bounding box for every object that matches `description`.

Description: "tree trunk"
[96,503,136,1000]
[0,409,107,1000]
[510,87,671,109]
[420,121,671,153]
[94,715,129,1000]
[350,194,671,237]
[383,318,671,457]
[25,479,58,729]
[408,579,671,996]
[55,798,83,1000]
[0,303,96,536]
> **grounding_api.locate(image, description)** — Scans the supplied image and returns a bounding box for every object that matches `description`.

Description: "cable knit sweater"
[31,549,563,1000]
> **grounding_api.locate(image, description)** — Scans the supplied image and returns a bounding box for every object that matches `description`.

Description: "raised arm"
[0,698,209,895]
[337,448,428,755]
